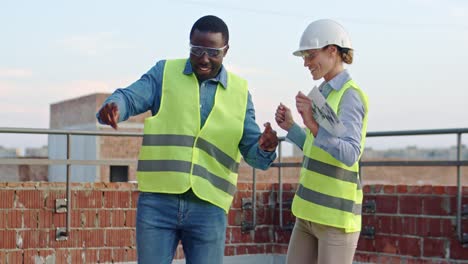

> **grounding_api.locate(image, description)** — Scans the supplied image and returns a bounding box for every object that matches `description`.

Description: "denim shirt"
[96,59,276,170]
[286,70,365,166]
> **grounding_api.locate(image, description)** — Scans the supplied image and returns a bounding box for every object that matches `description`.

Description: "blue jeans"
[136,190,227,264]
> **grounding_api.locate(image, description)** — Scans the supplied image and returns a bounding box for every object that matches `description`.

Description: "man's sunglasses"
[190,44,227,58]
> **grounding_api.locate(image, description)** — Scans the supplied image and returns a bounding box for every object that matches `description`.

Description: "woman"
[275,19,369,264]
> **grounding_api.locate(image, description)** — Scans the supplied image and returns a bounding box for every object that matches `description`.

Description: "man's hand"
[258,122,278,152]
[98,103,120,130]
[275,103,294,131]
[296,91,318,136]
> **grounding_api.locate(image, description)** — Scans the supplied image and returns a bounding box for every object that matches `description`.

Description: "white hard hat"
[293,19,352,56]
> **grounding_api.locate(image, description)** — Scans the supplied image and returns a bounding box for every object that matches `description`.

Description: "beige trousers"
[286,218,360,264]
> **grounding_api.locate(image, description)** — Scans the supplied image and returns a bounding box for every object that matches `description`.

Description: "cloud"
[224,63,270,76]
[44,77,134,104]
[0,80,27,96]
[0,76,133,114]
[0,68,33,79]
[1,103,43,114]
[0,75,134,146]
[449,6,467,18]
[59,79,113,94]
[409,0,468,20]
[407,0,443,8]
[56,32,124,56]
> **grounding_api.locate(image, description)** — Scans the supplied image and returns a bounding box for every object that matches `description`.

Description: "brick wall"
[0,181,467,263]
[0,182,138,263]
[356,185,468,263]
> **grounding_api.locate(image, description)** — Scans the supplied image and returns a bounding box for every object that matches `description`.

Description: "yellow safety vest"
[136,59,248,213]
[292,79,369,233]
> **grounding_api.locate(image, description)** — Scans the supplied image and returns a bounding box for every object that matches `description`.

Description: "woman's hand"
[296,92,319,136]
[275,103,295,131]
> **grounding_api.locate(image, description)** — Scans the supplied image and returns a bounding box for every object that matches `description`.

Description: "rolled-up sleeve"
[286,123,307,150]
[96,60,165,123]
[239,93,277,170]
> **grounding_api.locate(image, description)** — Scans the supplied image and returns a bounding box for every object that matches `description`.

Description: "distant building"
[363,145,468,160]
[0,146,48,182]
[25,146,48,157]
[0,146,20,158]
[48,93,150,182]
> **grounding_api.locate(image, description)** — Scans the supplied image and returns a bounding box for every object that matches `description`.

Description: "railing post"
[241,167,257,232]
[456,132,465,244]
[66,133,71,238]
[57,133,72,240]
[278,141,283,229]
[252,167,257,228]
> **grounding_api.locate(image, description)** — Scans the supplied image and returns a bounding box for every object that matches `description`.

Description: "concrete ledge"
[175,255,286,264]
[116,254,287,264]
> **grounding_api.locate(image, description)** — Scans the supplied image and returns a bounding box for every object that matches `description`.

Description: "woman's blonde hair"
[339,47,353,64]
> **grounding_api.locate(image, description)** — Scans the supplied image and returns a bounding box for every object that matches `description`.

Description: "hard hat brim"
[292,49,303,56]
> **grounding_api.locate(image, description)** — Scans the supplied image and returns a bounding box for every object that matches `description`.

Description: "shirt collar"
[326,69,351,91]
[183,58,228,88]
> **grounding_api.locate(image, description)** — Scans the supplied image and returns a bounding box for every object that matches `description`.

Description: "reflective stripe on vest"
[136,59,248,212]
[296,184,362,215]
[140,134,240,173]
[138,160,237,196]
[292,79,369,233]
[302,156,362,190]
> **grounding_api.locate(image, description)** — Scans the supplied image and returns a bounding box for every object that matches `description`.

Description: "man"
[97,15,278,264]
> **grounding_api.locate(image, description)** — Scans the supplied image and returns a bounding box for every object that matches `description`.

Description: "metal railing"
[361,128,468,244]
[0,127,467,244]
[0,127,141,240]
[269,128,468,245]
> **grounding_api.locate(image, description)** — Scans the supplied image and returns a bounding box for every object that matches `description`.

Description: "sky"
[1,0,468,152]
